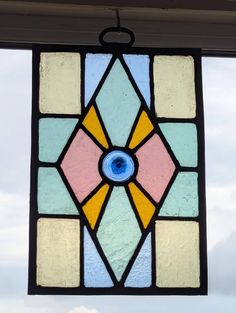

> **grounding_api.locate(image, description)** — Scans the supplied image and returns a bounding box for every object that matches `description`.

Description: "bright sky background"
[0,50,236,313]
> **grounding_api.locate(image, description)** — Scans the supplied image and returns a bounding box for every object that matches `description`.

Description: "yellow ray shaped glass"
[129,110,154,149]
[82,105,109,149]
[82,184,110,229]
[129,182,156,229]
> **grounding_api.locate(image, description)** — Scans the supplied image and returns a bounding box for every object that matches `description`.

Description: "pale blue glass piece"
[96,59,141,147]
[125,233,151,287]
[38,167,78,215]
[97,187,142,281]
[102,150,135,182]
[123,54,150,107]
[159,172,198,217]
[39,118,78,162]
[84,227,113,287]
[159,123,198,167]
[85,53,112,106]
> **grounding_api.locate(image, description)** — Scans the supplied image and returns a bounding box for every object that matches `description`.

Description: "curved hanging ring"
[99,27,135,47]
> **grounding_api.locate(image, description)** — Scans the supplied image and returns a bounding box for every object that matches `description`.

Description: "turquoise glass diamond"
[97,186,142,281]
[96,59,141,147]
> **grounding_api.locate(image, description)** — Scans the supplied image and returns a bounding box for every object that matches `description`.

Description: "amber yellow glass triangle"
[129,182,156,229]
[82,184,110,229]
[129,111,154,149]
[83,105,109,149]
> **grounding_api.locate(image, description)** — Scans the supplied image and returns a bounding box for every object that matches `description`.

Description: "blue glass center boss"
[102,150,135,182]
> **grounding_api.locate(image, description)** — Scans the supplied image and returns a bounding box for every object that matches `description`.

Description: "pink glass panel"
[61,129,102,202]
[135,134,175,203]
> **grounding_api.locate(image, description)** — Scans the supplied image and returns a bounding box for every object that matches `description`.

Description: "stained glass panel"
[29,45,207,295]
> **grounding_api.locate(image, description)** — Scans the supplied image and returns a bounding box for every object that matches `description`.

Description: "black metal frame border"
[26,43,207,296]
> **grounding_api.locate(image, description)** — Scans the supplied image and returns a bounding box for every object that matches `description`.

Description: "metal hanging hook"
[116,8,121,32]
[99,8,135,47]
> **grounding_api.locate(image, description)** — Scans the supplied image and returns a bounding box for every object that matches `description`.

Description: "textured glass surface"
[82,105,109,148]
[154,55,196,118]
[155,221,200,288]
[125,233,151,287]
[82,184,109,229]
[128,110,154,149]
[85,53,112,106]
[135,134,175,202]
[38,167,78,215]
[36,218,80,287]
[159,123,198,167]
[39,118,78,162]
[84,227,113,287]
[97,187,142,280]
[159,172,198,217]
[39,53,81,114]
[30,48,206,295]
[128,182,155,229]
[96,59,141,146]
[61,129,103,202]
[123,54,150,106]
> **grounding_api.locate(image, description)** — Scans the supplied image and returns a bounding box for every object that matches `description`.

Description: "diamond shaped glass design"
[29,47,207,295]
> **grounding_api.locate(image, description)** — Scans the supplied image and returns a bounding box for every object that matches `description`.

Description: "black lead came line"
[28,44,207,295]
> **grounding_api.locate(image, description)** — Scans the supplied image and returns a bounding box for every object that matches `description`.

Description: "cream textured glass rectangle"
[36,218,80,287]
[154,55,196,118]
[155,220,200,287]
[39,52,81,114]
